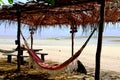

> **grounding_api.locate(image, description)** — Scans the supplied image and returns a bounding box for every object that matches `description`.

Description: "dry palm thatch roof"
[0,0,120,28]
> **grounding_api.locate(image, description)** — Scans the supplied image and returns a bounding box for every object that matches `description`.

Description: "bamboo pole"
[95,0,105,80]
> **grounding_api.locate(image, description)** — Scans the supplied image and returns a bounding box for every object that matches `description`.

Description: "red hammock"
[22,28,96,70]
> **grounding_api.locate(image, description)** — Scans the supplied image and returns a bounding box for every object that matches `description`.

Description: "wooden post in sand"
[30,31,33,49]
[29,27,37,68]
[70,25,77,56]
[70,25,75,56]
[16,5,21,71]
[69,15,77,56]
[95,0,105,80]
[29,27,36,49]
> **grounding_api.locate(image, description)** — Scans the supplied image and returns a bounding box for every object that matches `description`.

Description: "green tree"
[0,0,13,5]
[8,0,13,4]
[0,0,5,4]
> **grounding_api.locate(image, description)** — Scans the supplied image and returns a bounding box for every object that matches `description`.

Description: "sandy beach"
[0,36,120,73]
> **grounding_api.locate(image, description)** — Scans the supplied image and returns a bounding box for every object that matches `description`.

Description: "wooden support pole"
[71,25,74,56]
[17,7,21,71]
[30,31,33,49]
[95,0,105,80]
[71,24,77,56]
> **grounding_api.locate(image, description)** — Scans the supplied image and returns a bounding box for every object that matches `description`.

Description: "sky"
[0,22,120,39]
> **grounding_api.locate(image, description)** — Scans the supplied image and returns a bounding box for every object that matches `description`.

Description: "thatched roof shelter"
[0,0,120,28]
[0,1,120,80]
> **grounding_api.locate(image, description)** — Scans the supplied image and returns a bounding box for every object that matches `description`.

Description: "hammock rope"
[21,28,96,70]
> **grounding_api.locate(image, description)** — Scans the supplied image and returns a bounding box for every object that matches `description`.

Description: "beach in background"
[0,36,120,73]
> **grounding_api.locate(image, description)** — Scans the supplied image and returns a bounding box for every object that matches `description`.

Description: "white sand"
[0,38,120,72]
